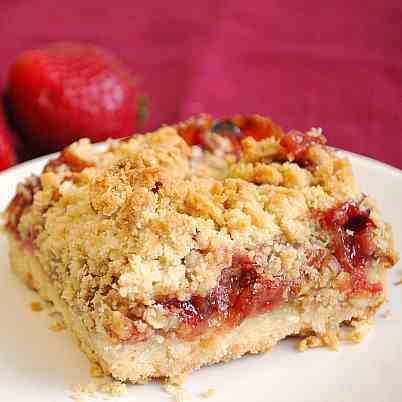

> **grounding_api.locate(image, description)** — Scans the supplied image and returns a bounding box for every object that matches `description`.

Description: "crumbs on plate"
[298,319,374,352]
[70,379,127,401]
[200,388,217,398]
[163,383,188,402]
[49,321,66,332]
[30,301,43,312]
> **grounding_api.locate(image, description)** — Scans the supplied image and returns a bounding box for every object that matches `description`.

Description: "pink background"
[0,1,401,168]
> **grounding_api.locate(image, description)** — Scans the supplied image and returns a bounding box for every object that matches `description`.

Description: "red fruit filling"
[177,115,324,164]
[280,130,325,164]
[177,118,214,152]
[160,255,285,340]
[5,175,41,232]
[143,202,379,341]
[231,115,284,141]
[44,148,94,173]
[321,201,381,295]
[177,115,283,157]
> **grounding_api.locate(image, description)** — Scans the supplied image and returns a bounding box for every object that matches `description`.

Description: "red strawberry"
[7,43,142,152]
[0,104,17,171]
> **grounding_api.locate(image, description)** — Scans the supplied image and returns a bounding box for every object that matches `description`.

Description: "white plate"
[0,151,401,402]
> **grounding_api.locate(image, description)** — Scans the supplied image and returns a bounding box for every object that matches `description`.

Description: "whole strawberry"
[0,104,17,171]
[7,43,141,152]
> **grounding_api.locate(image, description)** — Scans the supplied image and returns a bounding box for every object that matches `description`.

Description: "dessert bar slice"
[4,115,398,383]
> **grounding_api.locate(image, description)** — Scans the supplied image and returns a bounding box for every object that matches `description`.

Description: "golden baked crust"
[6,236,387,383]
[4,115,398,381]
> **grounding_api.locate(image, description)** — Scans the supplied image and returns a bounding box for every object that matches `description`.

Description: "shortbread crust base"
[8,236,385,383]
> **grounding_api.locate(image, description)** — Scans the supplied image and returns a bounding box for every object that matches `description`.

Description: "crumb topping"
[4,115,397,343]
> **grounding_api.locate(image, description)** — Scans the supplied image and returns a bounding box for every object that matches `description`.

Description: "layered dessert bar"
[4,115,398,383]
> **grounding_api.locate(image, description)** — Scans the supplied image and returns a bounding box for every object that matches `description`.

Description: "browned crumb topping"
[30,301,43,312]
[4,115,397,343]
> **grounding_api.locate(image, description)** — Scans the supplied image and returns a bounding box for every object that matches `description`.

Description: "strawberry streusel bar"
[4,115,398,382]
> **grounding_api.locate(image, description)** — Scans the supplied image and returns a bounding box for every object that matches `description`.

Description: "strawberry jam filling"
[321,201,381,295]
[177,117,242,158]
[160,255,285,340]
[148,202,379,341]
[280,130,325,164]
[44,148,94,173]
[5,175,42,232]
[177,115,282,157]
[177,115,325,164]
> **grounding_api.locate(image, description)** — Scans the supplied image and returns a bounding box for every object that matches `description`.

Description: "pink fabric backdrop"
[0,1,401,168]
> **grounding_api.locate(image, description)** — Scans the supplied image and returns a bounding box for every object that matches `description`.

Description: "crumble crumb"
[71,382,97,401]
[30,301,43,312]
[320,331,340,350]
[48,307,63,318]
[298,320,374,351]
[298,330,339,351]
[340,319,374,343]
[90,364,104,378]
[24,272,36,290]
[49,321,66,332]
[380,309,392,319]
[298,335,324,352]
[394,279,402,286]
[71,379,127,401]
[200,388,217,398]
[97,380,127,397]
[163,383,188,402]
